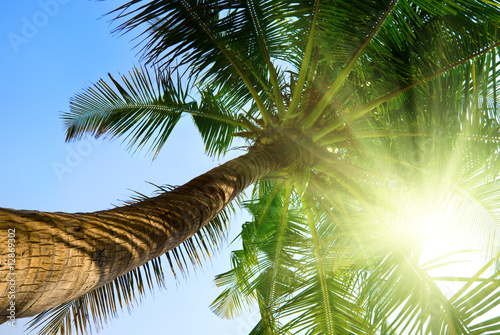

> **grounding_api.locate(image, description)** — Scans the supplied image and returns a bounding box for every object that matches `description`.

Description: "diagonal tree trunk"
[0,143,295,320]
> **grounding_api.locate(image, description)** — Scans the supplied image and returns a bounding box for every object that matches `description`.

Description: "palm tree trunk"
[0,143,295,320]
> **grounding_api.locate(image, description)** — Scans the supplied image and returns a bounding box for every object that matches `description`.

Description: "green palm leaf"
[63,66,245,158]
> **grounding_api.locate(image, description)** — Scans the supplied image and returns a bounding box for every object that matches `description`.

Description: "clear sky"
[0,1,256,334]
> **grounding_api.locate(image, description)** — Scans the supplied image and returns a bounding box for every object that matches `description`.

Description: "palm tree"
[3,0,500,333]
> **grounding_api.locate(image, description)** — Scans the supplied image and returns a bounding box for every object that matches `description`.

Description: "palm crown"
[30,0,500,334]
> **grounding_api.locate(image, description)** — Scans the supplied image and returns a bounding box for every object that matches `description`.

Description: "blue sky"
[1,1,255,334]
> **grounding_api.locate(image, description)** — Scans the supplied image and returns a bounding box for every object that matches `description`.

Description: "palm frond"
[281,195,365,335]
[64,66,245,158]
[192,90,242,156]
[303,0,399,129]
[110,0,296,123]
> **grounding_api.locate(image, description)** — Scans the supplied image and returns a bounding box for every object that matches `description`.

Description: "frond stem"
[318,130,500,146]
[302,0,399,130]
[300,194,335,335]
[68,104,247,130]
[313,41,500,142]
[247,0,285,118]
[269,184,292,306]
[285,0,321,120]
[179,0,272,125]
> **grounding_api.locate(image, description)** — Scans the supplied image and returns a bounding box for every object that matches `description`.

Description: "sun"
[419,229,482,277]
[388,178,497,286]
[411,189,494,294]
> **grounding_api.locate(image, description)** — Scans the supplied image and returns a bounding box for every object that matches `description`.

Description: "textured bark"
[0,144,295,320]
